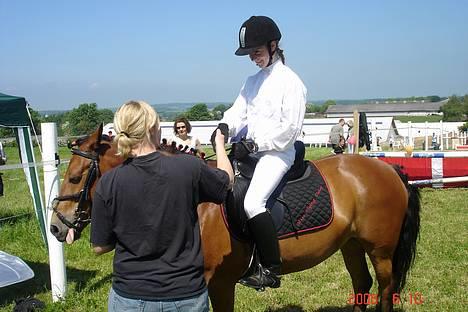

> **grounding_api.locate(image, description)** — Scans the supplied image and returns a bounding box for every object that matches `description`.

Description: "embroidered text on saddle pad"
[276,161,334,239]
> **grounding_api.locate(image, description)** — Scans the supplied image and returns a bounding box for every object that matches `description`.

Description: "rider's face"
[248,42,276,68]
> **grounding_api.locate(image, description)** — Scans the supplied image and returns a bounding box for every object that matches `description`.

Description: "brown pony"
[50,125,421,312]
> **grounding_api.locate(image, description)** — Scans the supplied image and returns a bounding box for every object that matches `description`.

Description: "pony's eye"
[69,176,82,184]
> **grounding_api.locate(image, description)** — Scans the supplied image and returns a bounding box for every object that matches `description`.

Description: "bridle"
[52,147,100,232]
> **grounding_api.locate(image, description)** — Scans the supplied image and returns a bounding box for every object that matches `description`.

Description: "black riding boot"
[239,211,281,290]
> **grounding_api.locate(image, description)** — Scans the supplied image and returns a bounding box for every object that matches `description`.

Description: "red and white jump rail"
[361,151,468,188]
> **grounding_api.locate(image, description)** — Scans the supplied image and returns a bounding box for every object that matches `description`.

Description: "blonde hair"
[113,100,160,159]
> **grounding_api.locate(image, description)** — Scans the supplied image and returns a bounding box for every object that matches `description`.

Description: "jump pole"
[409,176,468,186]
[42,122,67,301]
[361,151,468,158]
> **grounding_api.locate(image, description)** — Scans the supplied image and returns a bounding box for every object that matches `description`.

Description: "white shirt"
[170,135,200,151]
[222,60,307,152]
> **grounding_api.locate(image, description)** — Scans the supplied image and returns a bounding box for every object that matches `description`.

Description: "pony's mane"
[100,134,113,143]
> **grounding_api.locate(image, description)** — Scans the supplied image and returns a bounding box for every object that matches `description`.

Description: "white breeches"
[244,148,295,219]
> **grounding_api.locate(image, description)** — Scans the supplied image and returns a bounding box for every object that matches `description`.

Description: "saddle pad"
[276,161,334,239]
[220,161,334,241]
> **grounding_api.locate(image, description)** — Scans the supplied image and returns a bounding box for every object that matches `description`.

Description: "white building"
[325,100,447,118]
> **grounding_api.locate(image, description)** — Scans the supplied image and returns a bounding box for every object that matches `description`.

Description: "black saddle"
[222,140,334,242]
[225,141,308,241]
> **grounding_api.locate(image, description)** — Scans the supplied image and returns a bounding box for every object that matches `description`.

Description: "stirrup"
[238,263,281,291]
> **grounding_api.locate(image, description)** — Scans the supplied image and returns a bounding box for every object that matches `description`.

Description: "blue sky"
[1,0,467,111]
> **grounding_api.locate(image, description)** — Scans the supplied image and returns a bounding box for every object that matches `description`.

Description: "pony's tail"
[392,165,421,293]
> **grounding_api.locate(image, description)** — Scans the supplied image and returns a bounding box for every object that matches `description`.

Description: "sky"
[1,0,467,111]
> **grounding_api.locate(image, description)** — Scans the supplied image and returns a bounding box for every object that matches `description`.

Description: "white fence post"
[371,119,377,151]
[440,120,444,150]
[42,122,67,301]
[408,121,413,146]
[425,121,429,151]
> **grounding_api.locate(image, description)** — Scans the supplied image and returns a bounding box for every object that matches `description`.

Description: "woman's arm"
[92,244,115,255]
[214,129,234,189]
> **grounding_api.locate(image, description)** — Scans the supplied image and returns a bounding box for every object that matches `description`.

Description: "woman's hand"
[214,129,226,149]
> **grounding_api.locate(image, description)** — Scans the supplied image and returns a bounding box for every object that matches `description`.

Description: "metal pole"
[42,123,67,301]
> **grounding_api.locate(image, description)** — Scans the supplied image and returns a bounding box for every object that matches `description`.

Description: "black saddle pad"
[221,161,334,241]
[276,162,333,239]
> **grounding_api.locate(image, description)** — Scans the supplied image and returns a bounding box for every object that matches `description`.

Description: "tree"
[0,127,13,138]
[64,103,102,136]
[428,95,441,102]
[44,113,67,136]
[459,122,468,132]
[441,95,465,122]
[28,107,44,134]
[185,103,213,121]
[98,108,115,125]
[463,95,468,120]
[321,100,336,114]
[212,104,229,120]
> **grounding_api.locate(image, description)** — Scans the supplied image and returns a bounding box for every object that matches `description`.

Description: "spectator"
[389,136,395,151]
[170,117,204,155]
[329,119,345,154]
[346,120,356,154]
[91,100,233,312]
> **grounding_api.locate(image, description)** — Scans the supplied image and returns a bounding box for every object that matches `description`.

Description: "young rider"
[214,16,307,290]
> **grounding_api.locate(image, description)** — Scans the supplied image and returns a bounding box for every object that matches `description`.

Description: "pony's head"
[50,124,123,243]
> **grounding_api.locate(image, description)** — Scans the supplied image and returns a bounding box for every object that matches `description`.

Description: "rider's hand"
[233,139,258,160]
[211,123,229,152]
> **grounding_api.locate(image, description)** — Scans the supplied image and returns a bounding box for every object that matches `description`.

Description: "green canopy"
[0,93,31,127]
[0,92,46,246]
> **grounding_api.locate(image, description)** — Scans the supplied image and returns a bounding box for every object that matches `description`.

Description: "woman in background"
[171,117,204,155]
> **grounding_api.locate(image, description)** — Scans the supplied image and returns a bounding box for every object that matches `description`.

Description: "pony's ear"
[96,123,103,148]
[88,124,103,151]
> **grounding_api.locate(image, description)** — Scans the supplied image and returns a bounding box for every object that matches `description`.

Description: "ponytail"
[277,47,285,64]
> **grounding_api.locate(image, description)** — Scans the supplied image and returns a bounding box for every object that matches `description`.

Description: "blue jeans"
[108,287,209,312]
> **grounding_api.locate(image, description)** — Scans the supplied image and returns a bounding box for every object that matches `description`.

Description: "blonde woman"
[90,100,233,312]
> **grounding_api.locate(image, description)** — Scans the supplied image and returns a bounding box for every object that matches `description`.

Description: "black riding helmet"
[235,16,282,56]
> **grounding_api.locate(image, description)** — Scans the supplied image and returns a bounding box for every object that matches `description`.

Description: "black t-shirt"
[90,151,229,300]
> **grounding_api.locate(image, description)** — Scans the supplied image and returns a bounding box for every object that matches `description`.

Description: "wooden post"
[353,111,359,154]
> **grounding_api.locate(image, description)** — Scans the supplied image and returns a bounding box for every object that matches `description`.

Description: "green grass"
[0,147,467,311]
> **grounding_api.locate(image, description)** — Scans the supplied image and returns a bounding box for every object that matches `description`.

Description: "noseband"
[53,148,100,231]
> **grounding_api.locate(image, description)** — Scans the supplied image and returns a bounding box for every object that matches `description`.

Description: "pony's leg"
[341,239,373,312]
[368,255,394,312]
[208,279,236,312]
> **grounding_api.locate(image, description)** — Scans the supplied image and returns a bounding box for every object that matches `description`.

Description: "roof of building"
[326,100,447,114]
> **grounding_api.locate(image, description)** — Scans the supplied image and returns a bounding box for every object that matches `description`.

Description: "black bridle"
[52,148,100,231]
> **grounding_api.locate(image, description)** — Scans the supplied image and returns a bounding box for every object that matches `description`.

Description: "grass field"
[0,146,466,311]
